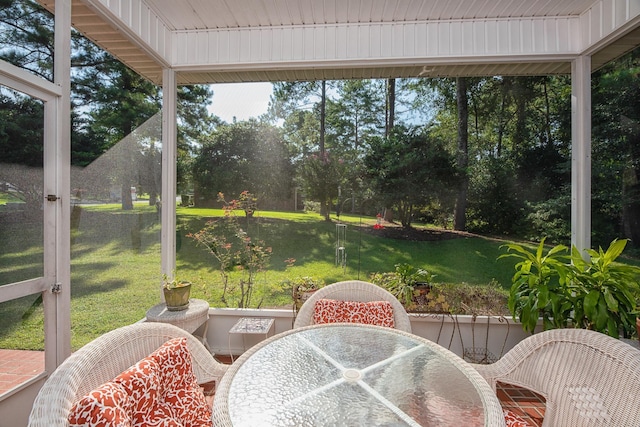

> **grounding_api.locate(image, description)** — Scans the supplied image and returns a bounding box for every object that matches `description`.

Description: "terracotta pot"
[636,317,640,344]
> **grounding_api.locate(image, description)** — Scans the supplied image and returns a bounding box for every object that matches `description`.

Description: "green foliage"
[325,80,385,152]
[364,126,460,227]
[192,121,293,208]
[428,282,509,316]
[499,238,570,332]
[0,0,55,79]
[370,263,434,306]
[289,276,325,293]
[524,194,571,242]
[591,49,640,248]
[298,150,346,220]
[371,266,509,315]
[467,157,523,234]
[162,271,191,290]
[500,238,640,337]
[0,91,44,167]
[303,200,321,213]
[568,240,640,336]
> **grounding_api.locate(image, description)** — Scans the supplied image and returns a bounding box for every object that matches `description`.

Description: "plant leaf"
[584,290,600,320]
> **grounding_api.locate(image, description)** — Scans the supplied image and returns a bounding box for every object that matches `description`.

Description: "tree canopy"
[192,120,293,209]
[2,0,640,248]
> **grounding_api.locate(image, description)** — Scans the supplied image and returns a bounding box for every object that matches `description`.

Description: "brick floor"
[0,349,45,395]
[496,381,546,427]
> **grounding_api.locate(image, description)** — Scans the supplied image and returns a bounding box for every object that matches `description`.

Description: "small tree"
[298,150,345,221]
[187,191,271,308]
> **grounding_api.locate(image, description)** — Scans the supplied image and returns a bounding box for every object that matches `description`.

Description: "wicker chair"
[293,280,412,333]
[28,322,228,427]
[474,328,640,426]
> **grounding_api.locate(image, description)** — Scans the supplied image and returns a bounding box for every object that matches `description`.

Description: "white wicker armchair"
[474,328,640,427]
[28,322,228,427]
[293,280,412,332]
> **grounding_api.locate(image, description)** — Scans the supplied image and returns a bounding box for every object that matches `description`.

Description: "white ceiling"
[145,0,597,30]
[38,0,640,85]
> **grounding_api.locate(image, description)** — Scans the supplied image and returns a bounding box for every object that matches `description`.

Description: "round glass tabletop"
[213,323,504,426]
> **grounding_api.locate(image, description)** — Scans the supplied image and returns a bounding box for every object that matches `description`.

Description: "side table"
[146,298,211,352]
[228,317,275,362]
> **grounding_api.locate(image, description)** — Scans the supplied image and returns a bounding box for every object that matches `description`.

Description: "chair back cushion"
[68,337,211,427]
[312,298,395,328]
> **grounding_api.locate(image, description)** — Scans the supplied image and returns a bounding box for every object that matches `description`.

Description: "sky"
[208,82,273,123]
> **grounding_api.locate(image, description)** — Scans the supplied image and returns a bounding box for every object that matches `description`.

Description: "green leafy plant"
[499,238,570,333]
[290,276,325,310]
[371,265,508,314]
[568,239,640,336]
[162,271,190,290]
[291,276,325,294]
[372,263,434,307]
[500,238,640,338]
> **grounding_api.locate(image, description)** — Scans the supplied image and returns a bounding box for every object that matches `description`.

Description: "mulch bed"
[355,222,476,241]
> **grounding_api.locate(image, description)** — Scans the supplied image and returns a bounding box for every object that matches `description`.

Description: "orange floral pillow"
[504,409,531,427]
[151,337,212,426]
[69,337,212,427]
[68,357,168,427]
[67,381,135,427]
[312,299,395,328]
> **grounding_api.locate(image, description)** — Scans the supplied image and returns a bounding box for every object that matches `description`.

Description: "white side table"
[228,317,275,362]
[146,298,211,351]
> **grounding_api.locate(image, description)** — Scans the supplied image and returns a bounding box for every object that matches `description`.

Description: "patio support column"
[161,69,177,290]
[48,0,72,367]
[571,55,592,255]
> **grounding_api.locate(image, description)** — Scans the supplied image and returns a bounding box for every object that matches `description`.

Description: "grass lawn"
[0,203,554,350]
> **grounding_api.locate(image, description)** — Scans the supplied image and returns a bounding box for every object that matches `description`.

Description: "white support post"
[571,55,592,255]
[48,0,72,368]
[161,69,178,292]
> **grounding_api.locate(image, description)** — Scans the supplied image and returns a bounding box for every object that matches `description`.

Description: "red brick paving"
[496,381,546,427]
[0,349,45,395]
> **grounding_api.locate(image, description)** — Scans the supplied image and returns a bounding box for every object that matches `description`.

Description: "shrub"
[370,264,509,316]
[500,238,640,338]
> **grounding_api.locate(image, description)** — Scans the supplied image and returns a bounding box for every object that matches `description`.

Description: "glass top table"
[213,323,505,426]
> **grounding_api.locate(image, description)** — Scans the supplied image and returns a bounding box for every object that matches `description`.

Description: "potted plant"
[499,238,640,338]
[371,263,510,315]
[371,263,434,311]
[291,276,325,310]
[162,273,192,311]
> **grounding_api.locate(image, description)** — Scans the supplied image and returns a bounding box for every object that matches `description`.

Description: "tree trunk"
[386,78,396,137]
[454,77,469,231]
[121,182,133,210]
[319,80,329,220]
[322,197,331,221]
[513,77,527,151]
[320,80,326,155]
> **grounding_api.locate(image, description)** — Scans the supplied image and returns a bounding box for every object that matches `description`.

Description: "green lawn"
[0,203,540,350]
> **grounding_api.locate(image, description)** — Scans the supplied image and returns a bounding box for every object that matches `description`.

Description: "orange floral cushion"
[67,381,135,427]
[312,298,395,328]
[504,409,531,427]
[68,356,167,427]
[151,337,212,426]
[68,337,212,427]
